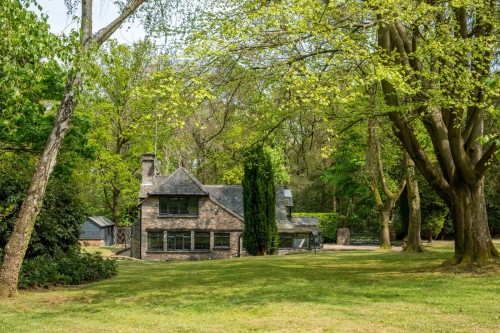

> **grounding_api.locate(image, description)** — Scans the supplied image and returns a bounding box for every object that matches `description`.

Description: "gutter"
[139,208,142,259]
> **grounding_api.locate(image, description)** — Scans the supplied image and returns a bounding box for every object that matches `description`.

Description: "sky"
[35,0,146,44]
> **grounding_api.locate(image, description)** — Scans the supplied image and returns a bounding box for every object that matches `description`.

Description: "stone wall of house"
[140,196,244,260]
[130,222,141,259]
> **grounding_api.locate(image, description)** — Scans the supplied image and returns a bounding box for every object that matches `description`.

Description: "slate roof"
[205,185,295,230]
[87,216,114,227]
[149,167,209,196]
[139,167,317,232]
[292,216,321,232]
[204,185,244,218]
[291,216,320,227]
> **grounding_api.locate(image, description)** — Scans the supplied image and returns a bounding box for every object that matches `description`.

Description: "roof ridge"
[148,167,209,196]
[178,167,209,195]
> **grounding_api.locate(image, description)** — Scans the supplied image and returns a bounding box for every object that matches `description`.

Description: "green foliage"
[420,187,448,241]
[487,205,500,237]
[485,164,500,236]
[293,212,339,243]
[0,153,87,258]
[421,211,447,241]
[17,252,117,289]
[0,0,66,152]
[242,145,278,255]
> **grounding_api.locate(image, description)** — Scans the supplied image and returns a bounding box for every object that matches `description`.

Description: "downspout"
[139,207,142,259]
[237,233,242,257]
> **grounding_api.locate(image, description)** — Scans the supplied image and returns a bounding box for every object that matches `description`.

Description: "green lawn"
[1,242,499,332]
[80,245,125,257]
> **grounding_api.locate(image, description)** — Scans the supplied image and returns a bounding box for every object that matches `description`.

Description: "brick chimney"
[141,153,156,185]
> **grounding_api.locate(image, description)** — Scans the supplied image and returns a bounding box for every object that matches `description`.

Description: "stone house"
[130,153,322,260]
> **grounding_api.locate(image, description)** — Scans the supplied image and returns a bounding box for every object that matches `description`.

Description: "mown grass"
[1,242,499,332]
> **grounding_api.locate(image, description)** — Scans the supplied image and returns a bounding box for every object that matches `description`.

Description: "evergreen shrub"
[18,252,117,289]
[293,213,339,243]
[242,145,278,255]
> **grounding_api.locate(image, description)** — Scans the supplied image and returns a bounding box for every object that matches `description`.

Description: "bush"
[0,160,87,259]
[293,213,339,243]
[18,252,118,289]
[421,210,447,242]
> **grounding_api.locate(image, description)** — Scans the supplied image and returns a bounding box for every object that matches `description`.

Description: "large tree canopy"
[180,0,499,266]
[0,0,147,298]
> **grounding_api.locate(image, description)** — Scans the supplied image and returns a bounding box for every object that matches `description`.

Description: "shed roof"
[87,216,114,227]
[291,216,320,228]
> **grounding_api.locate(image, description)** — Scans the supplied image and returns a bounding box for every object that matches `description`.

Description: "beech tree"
[375,0,499,265]
[83,41,156,225]
[186,0,498,266]
[0,0,146,298]
[403,154,424,252]
[365,118,406,249]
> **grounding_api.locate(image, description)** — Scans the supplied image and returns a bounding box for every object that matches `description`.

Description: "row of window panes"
[148,231,230,252]
[159,197,199,215]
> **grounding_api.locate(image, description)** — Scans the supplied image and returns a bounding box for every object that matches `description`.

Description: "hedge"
[17,252,118,289]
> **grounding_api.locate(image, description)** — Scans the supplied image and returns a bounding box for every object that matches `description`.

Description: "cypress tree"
[242,146,278,255]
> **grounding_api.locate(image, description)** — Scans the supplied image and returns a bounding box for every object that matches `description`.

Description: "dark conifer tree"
[242,146,277,255]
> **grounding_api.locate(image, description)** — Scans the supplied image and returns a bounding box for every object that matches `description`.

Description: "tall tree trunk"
[112,188,120,225]
[0,0,146,298]
[366,118,406,250]
[0,74,79,297]
[404,154,424,252]
[379,210,391,249]
[448,181,498,265]
[377,11,499,266]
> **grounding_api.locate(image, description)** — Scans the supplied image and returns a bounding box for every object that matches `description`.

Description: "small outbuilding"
[80,216,115,246]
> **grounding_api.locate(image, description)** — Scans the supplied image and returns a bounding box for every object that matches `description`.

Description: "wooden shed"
[80,216,115,246]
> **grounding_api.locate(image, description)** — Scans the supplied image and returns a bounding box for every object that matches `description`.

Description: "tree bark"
[448,181,498,265]
[0,73,80,298]
[366,118,405,250]
[0,0,146,298]
[379,210,392,250]
[404,154,424,252]
[377,11,499,266]
[112,187,120,225]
